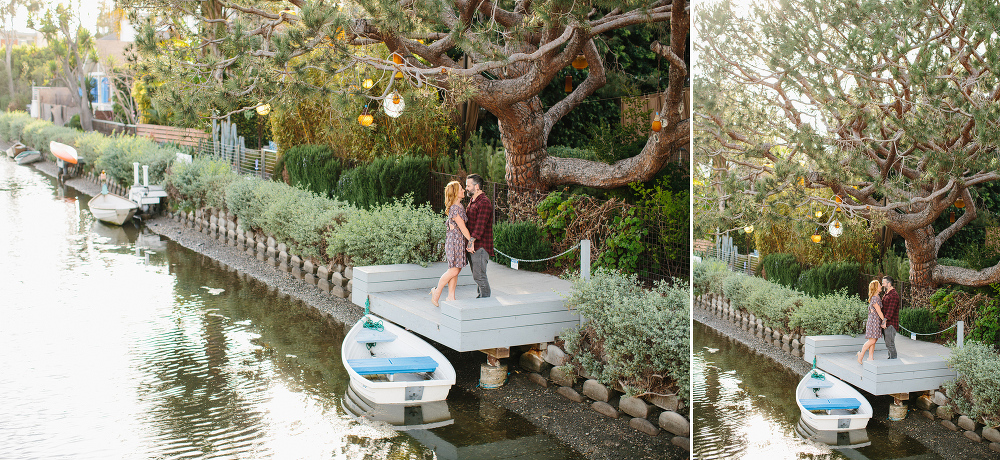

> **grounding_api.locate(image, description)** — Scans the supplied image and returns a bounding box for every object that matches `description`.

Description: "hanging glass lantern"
[394,71,404,80]
[392,53,403,65]
[835,195,843,204]
[955,197,965,208]
[811,233,822,243]
[651,112,662,132]
[572,54,588,69]
[383,92,405,118]
[362,78,374,89]
[950,211,956,223]
[744,225,754,234]
[358,111,374,127]
[829,220,843,237]
[255,104,270,116]
[564,75,573,92]
[814,210,822,218]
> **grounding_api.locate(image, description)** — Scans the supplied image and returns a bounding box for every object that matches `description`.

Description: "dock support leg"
[480,348,509,389]
[888,392,909,421]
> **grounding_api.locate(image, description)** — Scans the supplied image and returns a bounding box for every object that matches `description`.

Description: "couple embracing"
[857,276,901,363]
[429,174,493,307]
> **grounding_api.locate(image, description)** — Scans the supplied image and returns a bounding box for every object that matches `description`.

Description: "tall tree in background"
[1,0,40,105]
[122,0,688,190]
[30,2,97,130]
[695,0,1000,288]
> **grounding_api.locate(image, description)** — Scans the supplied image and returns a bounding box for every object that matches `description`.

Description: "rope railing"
[495,239,591,280]
[899,320,964,347]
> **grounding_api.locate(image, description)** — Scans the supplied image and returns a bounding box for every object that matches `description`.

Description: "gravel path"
[23,156,683,460]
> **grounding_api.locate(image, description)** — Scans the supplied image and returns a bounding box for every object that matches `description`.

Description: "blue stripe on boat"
[800,398,861,411]
[348,356,437,375]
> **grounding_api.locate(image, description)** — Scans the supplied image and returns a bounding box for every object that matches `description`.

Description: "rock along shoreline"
[28,157,684,460]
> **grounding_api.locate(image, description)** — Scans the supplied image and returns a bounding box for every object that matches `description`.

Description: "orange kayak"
[51,141,79,164]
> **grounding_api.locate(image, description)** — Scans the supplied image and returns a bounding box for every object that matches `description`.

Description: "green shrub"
[745,283,806,331]
[260,188,349,259]
[93,134,175,186]
[596,207,645,274]
[437,131,506,184]
[789,290,867,335]
[937,257,970,269]
[224,177,293,231]
[20,119,81,156]
[336,156,432,208]
[943,341,1000,426]
[899,308,940,342]
[0,110,34,141]
[562,269,689,403]
[326,196,443,266]
[491,220,551,271]
[281,144,343,197]
[797,261,861,297]
[693,258,729,296]
[758,253,801,288]
[166,157,238,211]
[67,114,82,130]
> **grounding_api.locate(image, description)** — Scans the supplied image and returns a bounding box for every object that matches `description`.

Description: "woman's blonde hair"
[444,181,462,206]
[868,280,881,302]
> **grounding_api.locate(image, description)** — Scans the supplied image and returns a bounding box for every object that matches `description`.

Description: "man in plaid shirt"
[465,174,494,298]
[881,276,901,359]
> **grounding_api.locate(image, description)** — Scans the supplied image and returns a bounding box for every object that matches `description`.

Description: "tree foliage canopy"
[695,0,1000,287]
[121,0,688,189]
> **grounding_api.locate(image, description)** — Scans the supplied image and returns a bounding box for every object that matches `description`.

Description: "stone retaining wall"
[167,207,355,301]
[695,292,806,358]
[696,291,1000,454]
[518,344,690,450]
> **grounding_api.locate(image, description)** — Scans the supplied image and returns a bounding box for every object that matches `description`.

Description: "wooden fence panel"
[136,123,210,147]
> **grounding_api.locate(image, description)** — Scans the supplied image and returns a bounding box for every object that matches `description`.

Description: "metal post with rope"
[899,321,964,348]
[493,239,591,281]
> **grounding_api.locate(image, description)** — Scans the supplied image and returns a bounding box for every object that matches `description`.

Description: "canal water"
[692,322,944,459]
[0,159,582,459]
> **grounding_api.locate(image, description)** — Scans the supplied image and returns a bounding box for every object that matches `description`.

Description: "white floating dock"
[351,262,578,352]
[804,335,956,395]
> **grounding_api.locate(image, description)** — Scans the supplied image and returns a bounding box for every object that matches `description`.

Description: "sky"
[10,0,136,40]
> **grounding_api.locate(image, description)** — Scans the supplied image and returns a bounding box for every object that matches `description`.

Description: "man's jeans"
[468,248,490,298]
[885,325,898,359]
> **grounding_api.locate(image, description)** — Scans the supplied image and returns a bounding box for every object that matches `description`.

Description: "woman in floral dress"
[857,279,885,363]
[430,181,472,306]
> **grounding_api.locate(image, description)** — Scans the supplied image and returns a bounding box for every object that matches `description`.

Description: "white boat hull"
[341,314,455,404]
[14,151,41,165]
[7,142,27,158]
[795,419,871,449]
[88,193,139,226]
[796,368,872,431]
[341,385,453,431]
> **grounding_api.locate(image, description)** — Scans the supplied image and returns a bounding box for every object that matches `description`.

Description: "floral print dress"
[865,294,883,340]
[445,204,468,269]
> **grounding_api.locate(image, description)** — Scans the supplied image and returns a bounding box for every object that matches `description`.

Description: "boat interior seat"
[355,328,397,344]
[800,398,862,411]
[348,356,437,376]
[804,378,833,389]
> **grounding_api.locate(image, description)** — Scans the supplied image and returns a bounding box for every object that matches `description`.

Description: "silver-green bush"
[788,291,867,336]
[326,196,443,266]
[261,189,349,259]
[166,157,238,211]
[563,269,690,403]
[693,258,729,296]
[943,341,1000,426]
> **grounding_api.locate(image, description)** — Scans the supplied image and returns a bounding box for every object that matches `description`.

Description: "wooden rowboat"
[88,192,140,226]
[341,311,455,404]
[50,141,79,164]
[341,385,453,431]
[796,367,873,431]
[6,142,27,158]
[14,150,42,165]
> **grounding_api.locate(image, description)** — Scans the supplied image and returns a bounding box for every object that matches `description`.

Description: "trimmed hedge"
[796,261,861,297]
[335,156,432,208]
[757,252,801,288]
[491,220,552,271]
[279,144,343,198]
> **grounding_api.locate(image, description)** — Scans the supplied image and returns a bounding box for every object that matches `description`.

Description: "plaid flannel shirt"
[882,288,900,329]
[466,193,494,256]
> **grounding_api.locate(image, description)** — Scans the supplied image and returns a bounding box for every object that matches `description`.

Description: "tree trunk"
[497,98,548,190]
[901,225,937,288]
[5,38,13,104]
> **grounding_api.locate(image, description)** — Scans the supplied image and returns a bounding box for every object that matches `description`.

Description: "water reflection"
[694,322,942,460]
[0,160,583,459]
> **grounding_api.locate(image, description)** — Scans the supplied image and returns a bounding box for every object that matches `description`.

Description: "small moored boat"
[88,192,140,226]
[341,307,455,404]
[14,150,42,165]
[6,142,27,158]
[796,366,872,431]
[50,141,79,164]
[341,385,453,431]
[794,419,871,449]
